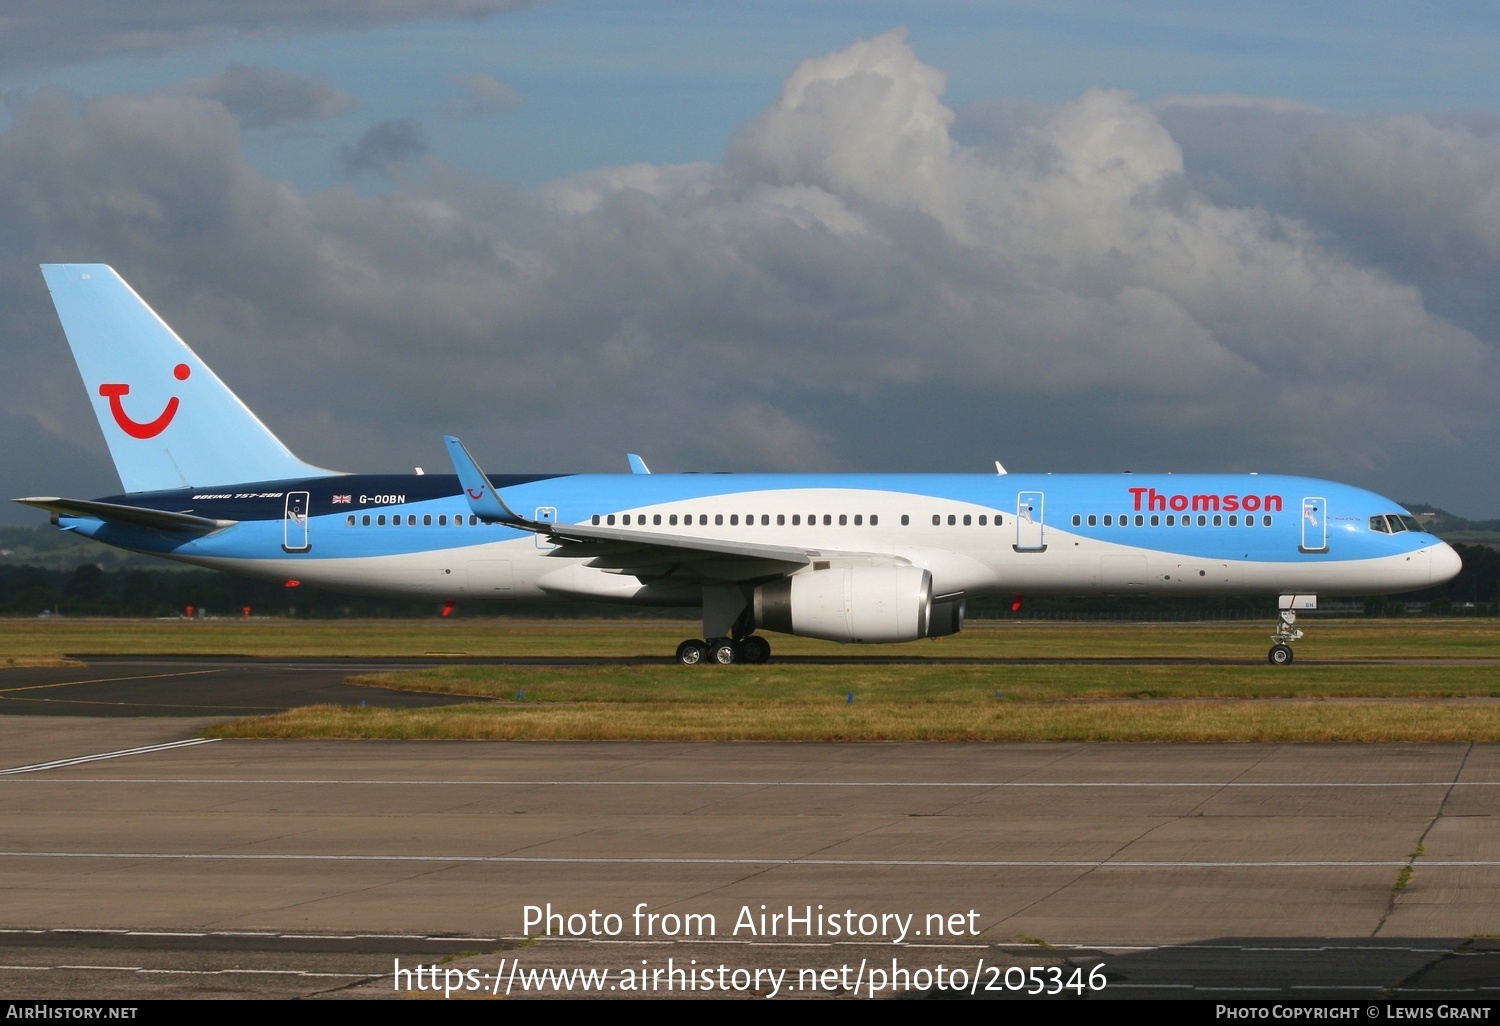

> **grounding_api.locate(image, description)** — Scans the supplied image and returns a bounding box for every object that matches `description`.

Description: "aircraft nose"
[1429,542,1463,586]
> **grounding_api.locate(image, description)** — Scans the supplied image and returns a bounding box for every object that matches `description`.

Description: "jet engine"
[753,566,962,643]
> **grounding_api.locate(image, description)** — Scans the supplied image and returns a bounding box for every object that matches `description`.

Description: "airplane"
[16,264,1462,666]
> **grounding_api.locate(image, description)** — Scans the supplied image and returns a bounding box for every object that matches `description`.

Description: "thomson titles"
[523,903,981,944]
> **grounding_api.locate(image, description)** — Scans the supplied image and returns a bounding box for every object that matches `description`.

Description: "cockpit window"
[1371,513,1424,534]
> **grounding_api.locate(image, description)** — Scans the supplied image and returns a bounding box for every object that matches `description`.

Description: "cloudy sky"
[4,1,1500,520]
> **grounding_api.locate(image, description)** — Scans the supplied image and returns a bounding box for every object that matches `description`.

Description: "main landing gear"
[675,635,771,666]
[1268,609,1304,665]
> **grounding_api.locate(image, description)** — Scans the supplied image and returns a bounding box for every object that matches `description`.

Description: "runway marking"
[3,851,1499,868]
[0,669,223,695]
[3,964,372,979]
[4,777,1497,788]
[0,738,219,776]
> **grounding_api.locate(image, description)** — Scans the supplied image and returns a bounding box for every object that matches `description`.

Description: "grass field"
[2,615,1496,660]
[5,617,1497,743]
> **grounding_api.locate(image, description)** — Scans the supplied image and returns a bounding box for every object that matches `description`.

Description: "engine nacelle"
[753,566,937,644]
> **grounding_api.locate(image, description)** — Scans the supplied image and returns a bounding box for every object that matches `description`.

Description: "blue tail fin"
[41,264,337,493]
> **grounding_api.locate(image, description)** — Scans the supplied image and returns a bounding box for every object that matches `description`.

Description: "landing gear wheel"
[738,636,771,664]
[709,639,738,666]
[676,639,708,666]
[1268,643,1294,666]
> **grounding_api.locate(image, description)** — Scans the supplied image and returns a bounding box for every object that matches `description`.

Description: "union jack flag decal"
[331,494,352,504]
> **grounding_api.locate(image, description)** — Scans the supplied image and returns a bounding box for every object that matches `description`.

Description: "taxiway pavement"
[0,658,1496,1000]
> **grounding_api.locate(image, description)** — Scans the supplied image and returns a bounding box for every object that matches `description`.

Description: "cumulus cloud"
[337,118,428,177]
[1155,99,1500,345]
[2,30,1498,517]
[173,64,354,128]
[445,73,521,119]
[0,0,538,73]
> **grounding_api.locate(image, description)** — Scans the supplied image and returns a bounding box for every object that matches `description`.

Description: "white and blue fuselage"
[61,471,1456,605]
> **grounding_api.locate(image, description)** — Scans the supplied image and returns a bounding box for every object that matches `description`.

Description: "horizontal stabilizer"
[12,496,235,535]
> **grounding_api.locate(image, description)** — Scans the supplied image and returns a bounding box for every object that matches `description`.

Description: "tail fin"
[40,264,337,493]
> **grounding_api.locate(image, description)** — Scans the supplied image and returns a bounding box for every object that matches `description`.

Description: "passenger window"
[792,514,801,526]
[607,514,616,525]
[932,514,941,526]
[823,515,832,526]
[1197,515,1207,526]
[854,514,862,526]
[777,514,785,526]
[1262,515,1271,526]
[947,514,956,526]
[901,515,909,526]
[423,515,432,526]
[715,514,724,526]
[730,514,739,526]
[962,514,971,526]
[361,514,371,526]
[1166,515,1174,526]
[871,515,878,526]
[1104,515,1112,526]
[377,515,386,525]
[470,515,479,526]
[1087,515,1096,526]
[669,514,678,526]
[839,514,847,526]
[346,515,355,526]
[1150,515,1159,526]
[439,515,447,526]
[592,514,600,525]
[1134,515,1144,526]
[1228,515,1237,526]
[979,515,988,526]
[1213,515,1222,526]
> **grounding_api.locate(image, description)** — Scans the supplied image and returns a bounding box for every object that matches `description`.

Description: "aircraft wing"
[549,519,867,564]
[12,496,236,535]
[443,434,904,580]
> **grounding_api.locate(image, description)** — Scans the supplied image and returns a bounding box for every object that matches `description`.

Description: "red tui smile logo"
[99,363,190,439]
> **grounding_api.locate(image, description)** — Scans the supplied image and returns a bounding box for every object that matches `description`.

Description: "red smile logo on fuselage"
[99,363,190,439]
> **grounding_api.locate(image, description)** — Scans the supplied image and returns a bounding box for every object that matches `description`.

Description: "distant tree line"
[3,542,1495,620]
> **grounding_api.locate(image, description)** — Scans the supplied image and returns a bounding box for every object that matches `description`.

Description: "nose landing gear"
[1268,605,1306,665]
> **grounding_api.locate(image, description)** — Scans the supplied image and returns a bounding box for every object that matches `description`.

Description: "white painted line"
[0,738,219,776]
[2,851,1498,868]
